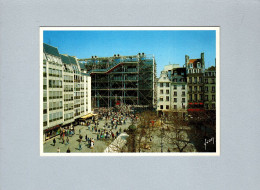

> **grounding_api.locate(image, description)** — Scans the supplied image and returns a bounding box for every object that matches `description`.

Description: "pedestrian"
[66,137,69,145]
[53,138,56,146]
[79,129,81,135]
[97,134,99,140]
[85,134,88,142]
[57,147,60,153]
[79,143,82,150]
[112,132,114,139]
[66,147,71,153]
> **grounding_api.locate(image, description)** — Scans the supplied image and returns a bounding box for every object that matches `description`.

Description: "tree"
[164,114,195,152]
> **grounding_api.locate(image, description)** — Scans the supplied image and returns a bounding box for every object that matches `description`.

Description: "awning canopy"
[80,114,93,119]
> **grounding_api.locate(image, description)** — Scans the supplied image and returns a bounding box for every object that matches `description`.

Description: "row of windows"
[159,105,186,110]
[49,91,62,99]
[205,78,215,84]
[64,94,73,101]
[49,101,63,111]
[187,69,203,74]
[159,97,186,102]
[64,75,73,82]
[159,83,185,89]
[204,86,215,92]
[74,75,83,82]
[49,68,62,77]
[188,77,203,83]
[204,95,216,101]
[49,112,63,122]
[205,72,216,77]
[64,85,73,92]
[49,80,62,88]
[64,113,74,121]
[64,103,74,111]
[160,90,186,95]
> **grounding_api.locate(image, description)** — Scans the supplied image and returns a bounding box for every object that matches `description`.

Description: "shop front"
[43,124,61,141]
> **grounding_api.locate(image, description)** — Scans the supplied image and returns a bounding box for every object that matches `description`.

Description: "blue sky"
[43,30,216,76]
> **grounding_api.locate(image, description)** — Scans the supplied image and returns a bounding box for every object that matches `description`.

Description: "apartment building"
[204,66,216,111]
[42,43,91,141]
[185,53,205,111]
[156,64,187,116]
[171,67,187,114]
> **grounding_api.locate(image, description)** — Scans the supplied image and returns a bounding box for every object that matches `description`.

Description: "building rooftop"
[68,56,78,65]
[43,43,60,57]
[60,54,71,64]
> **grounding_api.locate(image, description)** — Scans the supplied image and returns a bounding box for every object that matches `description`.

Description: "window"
[205,95,208,101]
[160,90,163,94]
[166,83,169,87]
[194,94,197,101]
[160,105,163,109]
[212,95,215,101]
[166,96,169,101]
[182,92,185,96]
[174,91,177,96]
[205,79,208,84]
[160,83,163,87]
[212,79,215,84]
[205,86,208,92]
[194,77,197,83]
[199,94,203,101]
[194,86,197,92]
[212,86,215,92]
[166,90,169,94]
[199,77,202,83]
[189,86,192,92]
[212,103,215,109]
[49,114,52,122]
[182,85,185,89]
[174,98,177,102]
[174,105,177,109]
[182,98,185,102]
[43,103,47,114]
[160,97,163,101]
[174,85,177,90]
[189,94,192,101]
[166,105,169,109]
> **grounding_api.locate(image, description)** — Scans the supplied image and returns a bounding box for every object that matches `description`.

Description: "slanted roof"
[43,43,60,57]
[68,56,77,65]
[207,66,216,71]
[188,59,201,68]
[79,63,86,70]
[60,54,71,64]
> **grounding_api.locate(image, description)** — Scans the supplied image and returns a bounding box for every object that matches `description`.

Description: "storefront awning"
[80,114,93,119]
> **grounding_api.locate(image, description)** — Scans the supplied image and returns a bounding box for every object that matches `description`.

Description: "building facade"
[156,64,187,116]
[171,67,187,113]
[185,53,205,112]
[43,43,91,141]
[204,66,216,111]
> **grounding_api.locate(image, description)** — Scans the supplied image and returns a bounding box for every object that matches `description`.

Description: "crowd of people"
[51,104,140,153]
